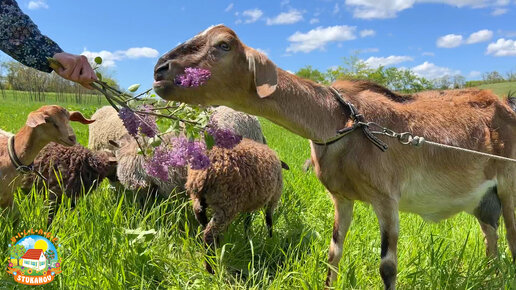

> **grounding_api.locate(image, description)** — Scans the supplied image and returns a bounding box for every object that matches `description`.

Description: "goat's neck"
[242,69,348,141]
[13,126,47,166]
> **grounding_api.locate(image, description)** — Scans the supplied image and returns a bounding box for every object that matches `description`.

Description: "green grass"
[1,91,516,289]
[476,81,516,98]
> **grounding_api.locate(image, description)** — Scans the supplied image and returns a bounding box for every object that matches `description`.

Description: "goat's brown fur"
[153,25,516,289]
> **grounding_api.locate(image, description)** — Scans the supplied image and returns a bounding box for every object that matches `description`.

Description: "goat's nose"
[68,135,76,144]
[154,61,170,81]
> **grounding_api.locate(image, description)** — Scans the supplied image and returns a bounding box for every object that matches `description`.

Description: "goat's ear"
[26,112,47,128]
[246,48,277,98]
[69,111,95,124]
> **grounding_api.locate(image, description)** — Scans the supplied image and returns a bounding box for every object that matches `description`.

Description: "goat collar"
[7,136,46,180]
[311,87,389,151]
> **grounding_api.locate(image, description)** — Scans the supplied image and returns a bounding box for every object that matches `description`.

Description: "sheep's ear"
[246,48,277,98]
[26,112,47,128]
[69,111,95,124]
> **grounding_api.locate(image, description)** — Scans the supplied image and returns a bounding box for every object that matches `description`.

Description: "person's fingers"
[70,60,82,82]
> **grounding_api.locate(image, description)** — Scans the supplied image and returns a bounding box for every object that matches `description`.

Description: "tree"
[44,249,56,261]
[10,244,26,266]
[295,65,327,84]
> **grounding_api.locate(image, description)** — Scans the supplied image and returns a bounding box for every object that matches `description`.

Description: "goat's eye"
[218,42,230,51]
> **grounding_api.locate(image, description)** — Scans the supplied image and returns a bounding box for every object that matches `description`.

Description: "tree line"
[295,55,514,93]
[0,60,119,104]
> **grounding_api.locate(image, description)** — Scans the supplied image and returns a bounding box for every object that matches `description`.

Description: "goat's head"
[153,25,277,106]
[26,105,94,146]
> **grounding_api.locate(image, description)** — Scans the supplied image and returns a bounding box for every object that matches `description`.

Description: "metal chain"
[367,122,516,164]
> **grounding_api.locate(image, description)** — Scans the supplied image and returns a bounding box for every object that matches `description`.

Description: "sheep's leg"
[265,207,273,237]
[203,211,234,274]
[192,197,208,228]
[497,173,516,260]
[472,186,501,257]
[325,196,354,287]
[372,198,399,290]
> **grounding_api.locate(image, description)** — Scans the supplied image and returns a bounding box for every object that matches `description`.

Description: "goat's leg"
[203,211,234,274]
[497,173,516,260]
[192,197,208,228]
[325,196,354,287]
[472,186,501,257]
[372,198,399,290]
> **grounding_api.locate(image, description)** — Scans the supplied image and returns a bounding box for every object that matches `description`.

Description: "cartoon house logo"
[6,230,62,285]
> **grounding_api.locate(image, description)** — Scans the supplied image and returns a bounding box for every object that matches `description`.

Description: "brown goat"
[153,25,516,289]
[0,105,93,209]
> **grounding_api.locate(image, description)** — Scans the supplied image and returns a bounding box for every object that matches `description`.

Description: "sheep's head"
[153,25,277,107]
[26,105,94,147]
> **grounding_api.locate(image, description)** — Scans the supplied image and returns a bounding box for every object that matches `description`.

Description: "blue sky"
[12,235,57,258]
[4,0,516,90]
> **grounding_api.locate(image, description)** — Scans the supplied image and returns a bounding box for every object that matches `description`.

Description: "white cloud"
[345,0,510,19]
[422,51,435,56]
[256,48,269,56]
[266,10,303,25]
[469,70,482,78]
[360,47,380,53]
[242,9,263,23]
[19,237,36,249]
[363,55,414,68]
[412,61,460,79]
[360,29,376,38]
[466,29,493,44]
[224,3,234,12]
[309,18,319,24]
[333,3,341,14]
[491,7,508,15]
[124,47,159,58]
[486,38,516,56]
[28,0,48,10]
[286,25,357,53]
[437,34,463,48]
[81,47,159,68]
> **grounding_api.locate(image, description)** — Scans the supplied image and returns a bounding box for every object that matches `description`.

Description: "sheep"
[186,138,287,273]
[0,105,93,208]
[88,106,127,152]
[91,105,268,198]
[20,142,117,224]
[210,106,266,144]
[152,25,516,289]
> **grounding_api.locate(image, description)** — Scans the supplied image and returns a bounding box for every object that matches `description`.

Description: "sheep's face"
[26,105,94,147]
[154,25,278,107]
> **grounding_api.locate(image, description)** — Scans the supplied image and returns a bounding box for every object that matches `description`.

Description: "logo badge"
[6,229,61,285]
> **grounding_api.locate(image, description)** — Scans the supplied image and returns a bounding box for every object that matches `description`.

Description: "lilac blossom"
[137,104,158,138]
[144,147,175,181]
[206,121,243,149]
[186,141,210,170]
[118,107,139,136]
[174,67,211,88]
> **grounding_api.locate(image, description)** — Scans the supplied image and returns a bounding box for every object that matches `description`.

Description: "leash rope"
[312,87,516,164]
[7,136,47,181]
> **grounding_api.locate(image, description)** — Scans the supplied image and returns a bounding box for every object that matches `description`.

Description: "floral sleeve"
[0,0,63,72]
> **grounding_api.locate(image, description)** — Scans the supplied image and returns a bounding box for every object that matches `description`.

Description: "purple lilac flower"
[206,121,243,149]
[186,141,210,170]
[137,105,158,138]
[144,147,174,181]
[168,137,189,167]
[118,107,139,136]
[174,67,211,88]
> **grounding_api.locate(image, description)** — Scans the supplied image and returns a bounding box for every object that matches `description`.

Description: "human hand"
[52,52,97,89]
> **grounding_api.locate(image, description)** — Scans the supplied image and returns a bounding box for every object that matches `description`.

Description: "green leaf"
[95,72,102,80]
[128,84,141,92]
[94,56,103,65]
[150,138,162,147]
[204,131,215,150]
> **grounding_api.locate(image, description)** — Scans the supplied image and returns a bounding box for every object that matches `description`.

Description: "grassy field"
[1,88,516,289]
[476,81,516,98]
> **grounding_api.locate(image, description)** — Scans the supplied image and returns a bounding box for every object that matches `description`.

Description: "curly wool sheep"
[21,142,117,224]
[186,138,287,273]
[114,134,187,198]
[210,106,266,144]
[88,106,128,152]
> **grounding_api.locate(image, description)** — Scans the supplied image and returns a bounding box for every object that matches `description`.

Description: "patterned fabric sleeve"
[0,0,63,72]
